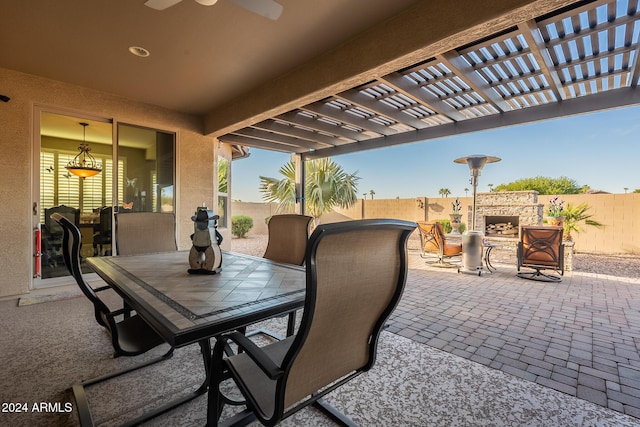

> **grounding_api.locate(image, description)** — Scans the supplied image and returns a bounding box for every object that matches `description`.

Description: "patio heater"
[454,155,501,275]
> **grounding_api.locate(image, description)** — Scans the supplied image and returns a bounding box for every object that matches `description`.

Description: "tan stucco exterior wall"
[0,67,224,298]
[233,193,640,255]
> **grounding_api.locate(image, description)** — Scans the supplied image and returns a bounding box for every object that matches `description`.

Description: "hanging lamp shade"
[66,122,102,178]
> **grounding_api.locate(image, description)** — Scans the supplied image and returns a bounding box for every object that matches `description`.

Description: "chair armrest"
[225,331,284,380]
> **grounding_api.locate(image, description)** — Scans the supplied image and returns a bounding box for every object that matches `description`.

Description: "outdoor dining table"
[81,250,306,426]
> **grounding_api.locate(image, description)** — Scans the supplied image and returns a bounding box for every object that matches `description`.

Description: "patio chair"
[417,221,462,267]
[516,225,564,282]
[209,219,416,426]
[115,212,177,255]
[248,214,313,340]
[43,205,80,268]
[51,212,172,359]
[262,214,313,265]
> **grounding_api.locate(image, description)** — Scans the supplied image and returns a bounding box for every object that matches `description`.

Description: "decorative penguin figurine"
[187,204,223,274]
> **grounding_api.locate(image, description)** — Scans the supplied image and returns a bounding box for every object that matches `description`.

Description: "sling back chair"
[210,219,416,427]
[51,212,172,359]
[43,205,80,268]
[248,214,313,340]
[115,212,177,255]
[52,213,214,426]
[263,214,314,265]
[417,221,462,267]
[517,225,564,282]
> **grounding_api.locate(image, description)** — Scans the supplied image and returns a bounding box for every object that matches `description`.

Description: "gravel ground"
[231,234,640,279]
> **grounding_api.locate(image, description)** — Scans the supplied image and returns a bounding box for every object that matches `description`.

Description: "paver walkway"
[387,253,640,419]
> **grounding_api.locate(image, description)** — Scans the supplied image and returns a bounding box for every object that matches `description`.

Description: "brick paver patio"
[386,252,640,419]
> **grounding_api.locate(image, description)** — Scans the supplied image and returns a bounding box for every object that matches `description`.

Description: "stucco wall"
[233,192,640,255]
[0,67,222,297]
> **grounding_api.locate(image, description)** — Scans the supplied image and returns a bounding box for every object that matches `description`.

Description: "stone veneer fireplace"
[472,190,543,233]
[464,191,574,270]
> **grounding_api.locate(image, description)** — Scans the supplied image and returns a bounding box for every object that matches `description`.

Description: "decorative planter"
[450,214,462,234]
[546,216,565,228]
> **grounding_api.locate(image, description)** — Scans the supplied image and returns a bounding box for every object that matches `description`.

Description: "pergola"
[216,0,640,162]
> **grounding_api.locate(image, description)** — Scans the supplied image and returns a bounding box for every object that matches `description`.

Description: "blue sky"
[231,104,640,202]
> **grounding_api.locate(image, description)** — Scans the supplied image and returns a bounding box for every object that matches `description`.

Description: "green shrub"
[231,215,254,238]
[436,219,466,234]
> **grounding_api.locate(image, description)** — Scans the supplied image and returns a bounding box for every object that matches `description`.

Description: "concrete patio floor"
[389,252,640,420]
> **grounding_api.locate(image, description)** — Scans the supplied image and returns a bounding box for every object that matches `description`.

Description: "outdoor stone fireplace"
[466,191,573,270]
[472,191,543,232]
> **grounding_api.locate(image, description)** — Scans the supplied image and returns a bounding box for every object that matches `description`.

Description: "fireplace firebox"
[485,215,519,238]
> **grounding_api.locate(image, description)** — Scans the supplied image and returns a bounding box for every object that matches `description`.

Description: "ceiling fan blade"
[231,0,283,20]
[144,0,183,10]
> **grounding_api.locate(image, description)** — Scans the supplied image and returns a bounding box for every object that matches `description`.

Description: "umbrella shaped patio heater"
[454,155,501,275]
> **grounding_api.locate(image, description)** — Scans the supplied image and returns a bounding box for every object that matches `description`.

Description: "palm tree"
[369,190,375,199]
[259,158,360,223]
[438,188,451,198]
[562,203,603,241]
[464,187,469,197]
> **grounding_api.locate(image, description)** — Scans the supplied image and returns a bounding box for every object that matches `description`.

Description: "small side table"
[484,243,498,272]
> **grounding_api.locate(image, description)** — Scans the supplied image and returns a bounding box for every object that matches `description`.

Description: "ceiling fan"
[144,0,283,20]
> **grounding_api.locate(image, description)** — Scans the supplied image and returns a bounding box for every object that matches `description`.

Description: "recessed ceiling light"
[128,46,150,57]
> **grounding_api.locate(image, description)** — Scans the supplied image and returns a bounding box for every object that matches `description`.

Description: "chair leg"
[313,398,359,427]
[423,255,460,269]
[516,269,562,282]
[81,347,174,387]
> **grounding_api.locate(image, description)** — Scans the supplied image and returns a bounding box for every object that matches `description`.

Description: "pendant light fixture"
[66,122,102,178]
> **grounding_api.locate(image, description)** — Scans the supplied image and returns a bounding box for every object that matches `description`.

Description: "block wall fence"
[232,192,640,255]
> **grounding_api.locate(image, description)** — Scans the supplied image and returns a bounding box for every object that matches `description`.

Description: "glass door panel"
[36,112,113,286]
[117,124,175,213]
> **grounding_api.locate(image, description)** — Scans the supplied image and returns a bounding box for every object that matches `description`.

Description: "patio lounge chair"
[209,219,416,427]
[516,225,564,282]
[417,221,462,267]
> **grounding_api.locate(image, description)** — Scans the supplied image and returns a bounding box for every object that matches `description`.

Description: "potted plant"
[545,196,565,228]
[450,198,462,234]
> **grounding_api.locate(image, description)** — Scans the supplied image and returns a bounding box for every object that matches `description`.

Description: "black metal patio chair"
[209,219,416,426]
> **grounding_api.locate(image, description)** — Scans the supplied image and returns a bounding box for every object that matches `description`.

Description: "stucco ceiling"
[2,0,639,159]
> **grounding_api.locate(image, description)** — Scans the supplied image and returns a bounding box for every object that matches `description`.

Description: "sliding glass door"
[34,112,175,289]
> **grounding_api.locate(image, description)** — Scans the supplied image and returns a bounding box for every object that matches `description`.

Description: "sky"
[231,104,640,202]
